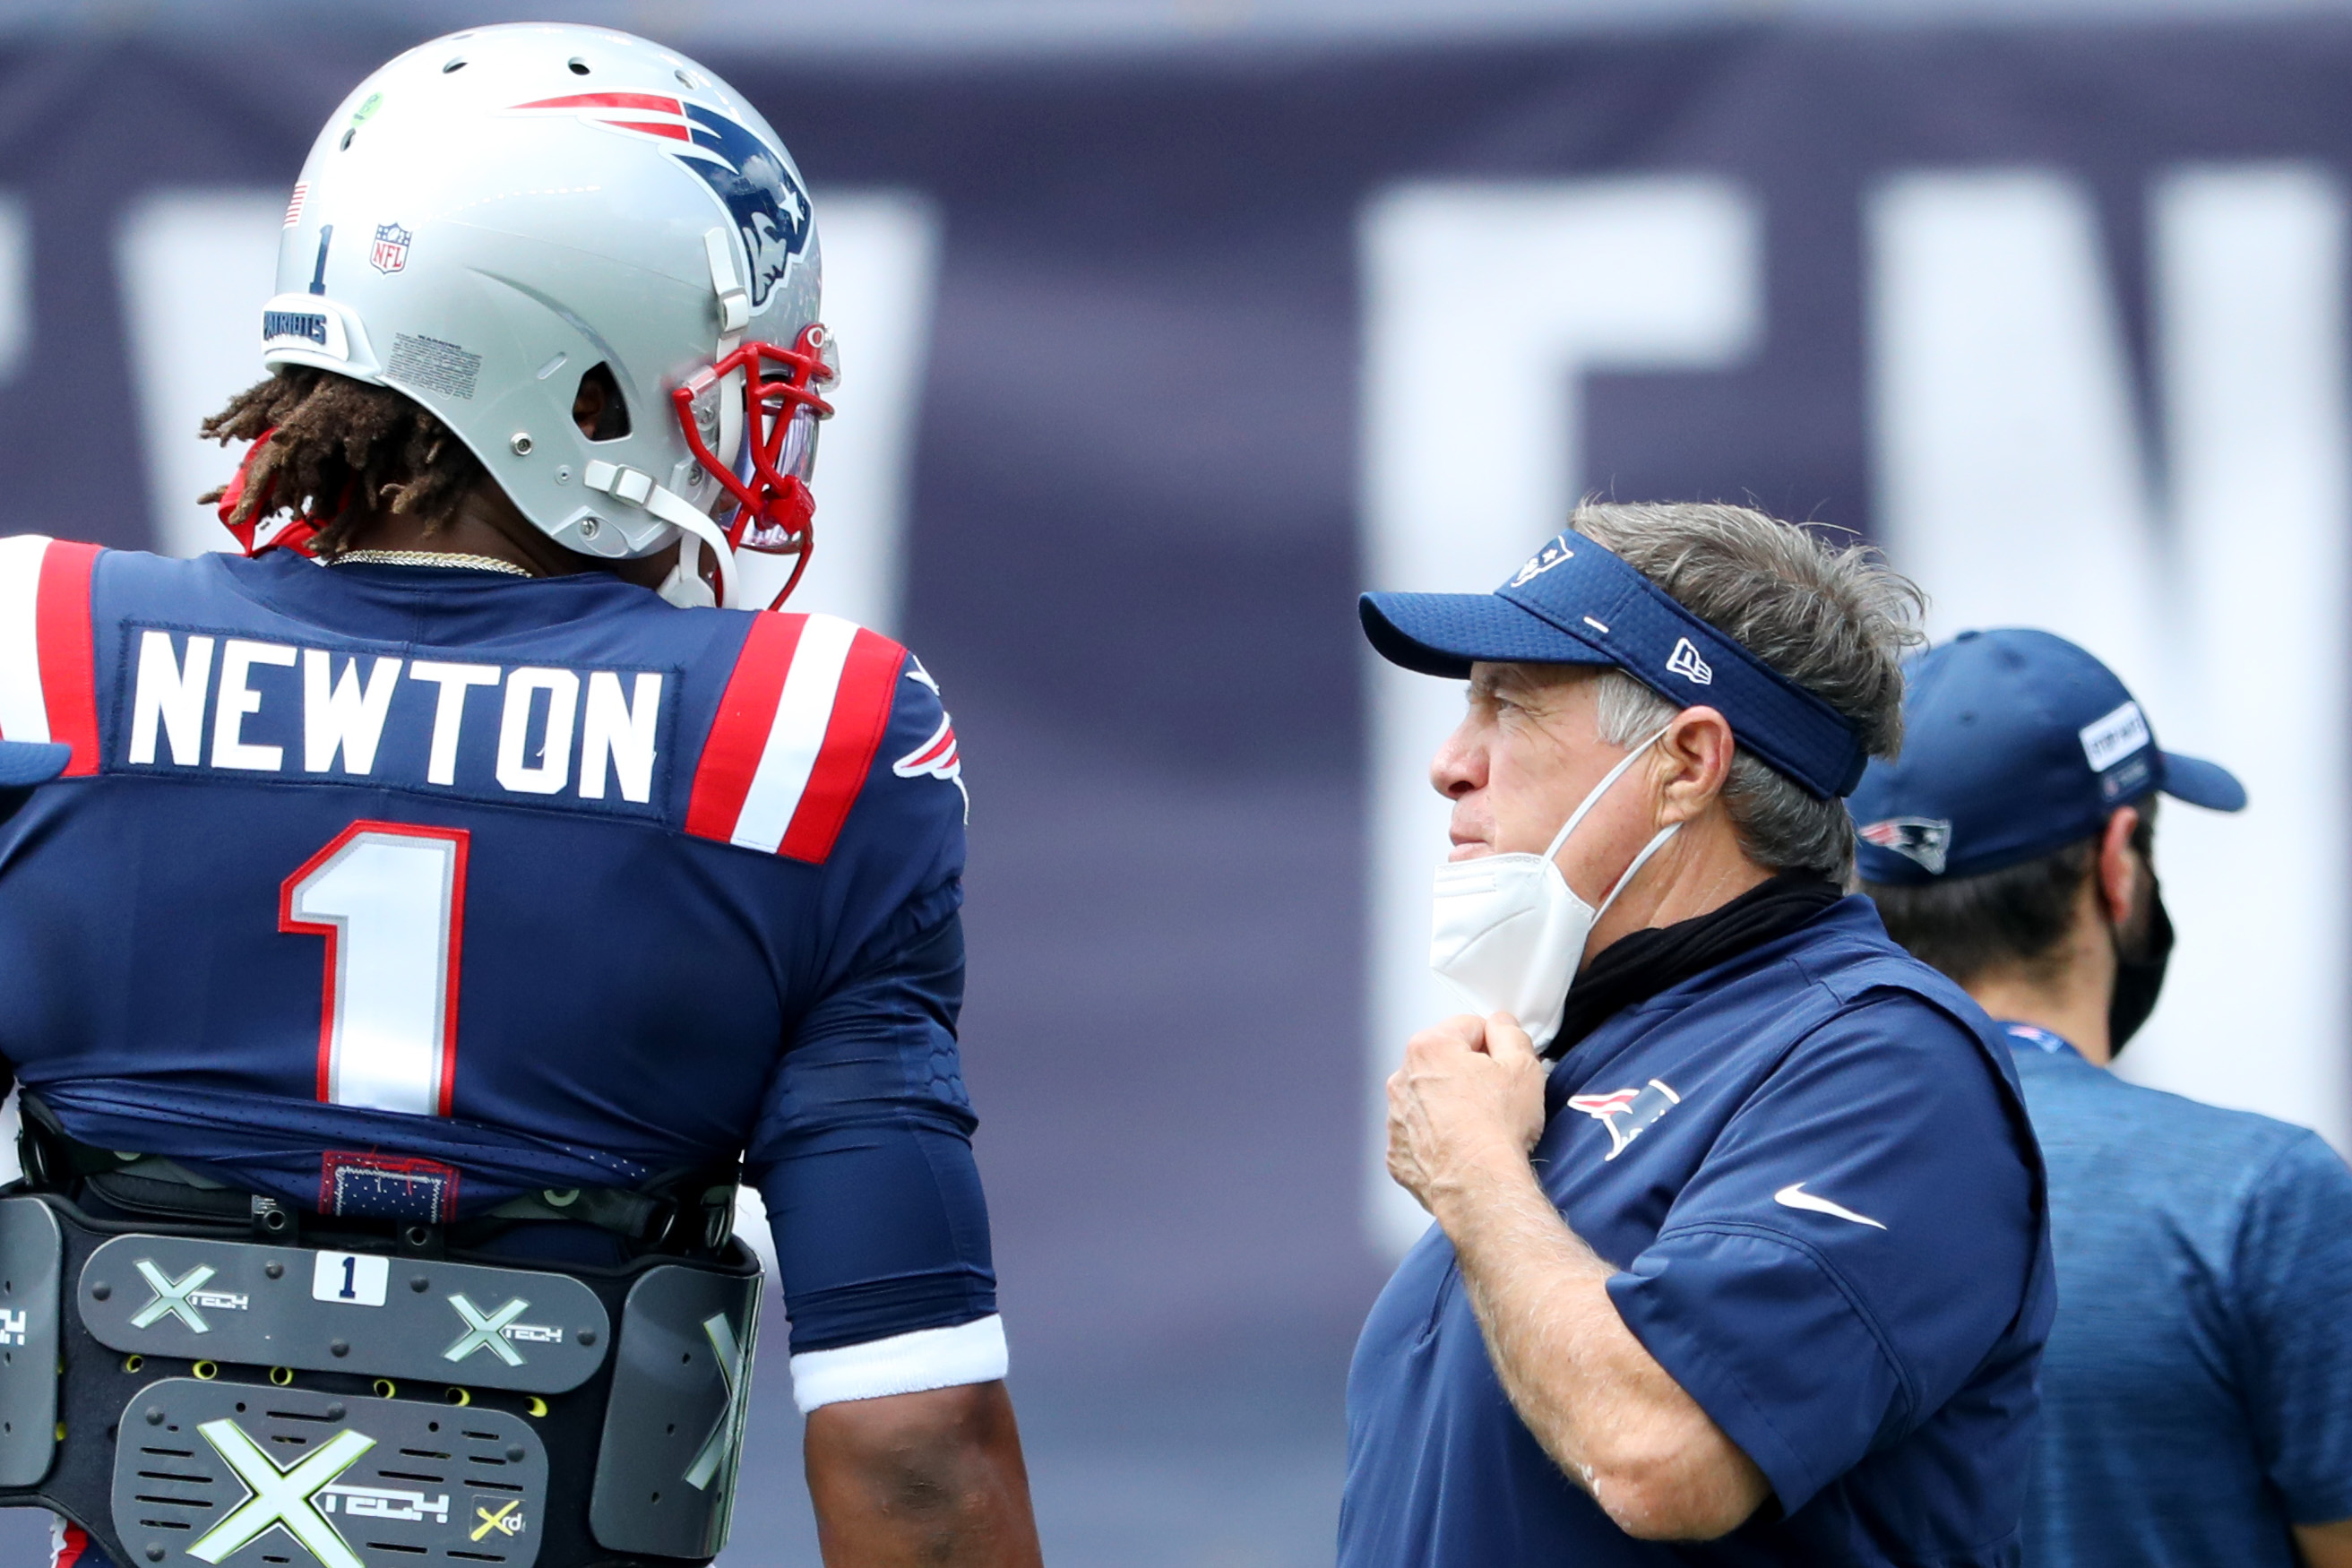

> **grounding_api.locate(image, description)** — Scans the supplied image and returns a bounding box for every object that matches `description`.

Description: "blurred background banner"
[3,10,2351,1561]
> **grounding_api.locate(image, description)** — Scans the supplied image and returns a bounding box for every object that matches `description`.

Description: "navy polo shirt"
[1340,898,2053,1567]
[2003,1025,2352,1566]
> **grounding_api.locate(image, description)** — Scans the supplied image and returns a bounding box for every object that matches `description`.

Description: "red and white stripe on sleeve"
[0,535,101,776]
[685,611,906,862]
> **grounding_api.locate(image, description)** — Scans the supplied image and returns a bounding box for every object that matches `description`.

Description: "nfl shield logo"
[369,222,412,274]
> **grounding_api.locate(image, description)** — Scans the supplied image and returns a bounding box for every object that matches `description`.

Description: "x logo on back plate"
[131,1260,217,1334]
[189,1417,374,1568]
[685,1310,752,1492]
[442,1293,529,1366]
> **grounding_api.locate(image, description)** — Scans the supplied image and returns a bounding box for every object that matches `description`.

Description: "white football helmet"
[259,22,837,609]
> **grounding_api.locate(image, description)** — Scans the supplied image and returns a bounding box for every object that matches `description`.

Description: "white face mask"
[1429,725,1680,1053]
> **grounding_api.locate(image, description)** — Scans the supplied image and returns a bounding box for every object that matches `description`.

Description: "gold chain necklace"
[327,548,534,579]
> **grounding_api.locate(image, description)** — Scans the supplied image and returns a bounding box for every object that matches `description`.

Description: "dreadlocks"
[200,366,487,556]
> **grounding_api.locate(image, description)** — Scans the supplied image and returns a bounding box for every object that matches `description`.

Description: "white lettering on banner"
[303,651,401,775]
[129,630,213,766]
[1357,177,1762,1257]
[495,668,579,796]
[210,639,296,771]
[404,660,501,787]
[1868,164,2350,1154]
[580,670,661,804]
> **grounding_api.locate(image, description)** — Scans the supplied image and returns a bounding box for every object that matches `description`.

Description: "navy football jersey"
[0,537,995,1365]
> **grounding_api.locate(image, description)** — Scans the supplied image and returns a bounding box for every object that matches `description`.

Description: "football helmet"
[259,22,835,609]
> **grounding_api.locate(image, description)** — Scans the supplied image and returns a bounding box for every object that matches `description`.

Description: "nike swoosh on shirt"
[1772,1183,1887,1230]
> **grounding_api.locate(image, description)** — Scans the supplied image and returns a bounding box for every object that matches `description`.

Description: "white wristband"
[788,1314,1009,1413]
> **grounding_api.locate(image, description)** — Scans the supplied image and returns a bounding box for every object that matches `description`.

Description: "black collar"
[1548,871,1846,1059]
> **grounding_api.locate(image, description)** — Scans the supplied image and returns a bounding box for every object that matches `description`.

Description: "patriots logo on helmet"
[508,92,812,311]
[1858,815,1953,875]
[1566,1079,1680,1161]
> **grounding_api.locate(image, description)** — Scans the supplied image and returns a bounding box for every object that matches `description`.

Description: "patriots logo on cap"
[1859,815,1953,875]
[1566,1079,1681,1161]
[507,92,812,310]
[1507,536,1574,589]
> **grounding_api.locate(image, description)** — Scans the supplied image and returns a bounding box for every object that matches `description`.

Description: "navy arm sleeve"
[1605,994,2042,1514]
[2237,1131,2352,1523]
[741,650,996,1357]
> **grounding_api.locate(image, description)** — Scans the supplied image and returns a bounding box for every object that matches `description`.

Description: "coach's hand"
[1387,1012,1547,1216]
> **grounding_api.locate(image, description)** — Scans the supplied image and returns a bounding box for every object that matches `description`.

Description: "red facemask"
[672,323,837,609]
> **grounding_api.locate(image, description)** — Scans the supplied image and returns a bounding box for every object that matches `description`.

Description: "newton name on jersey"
[124,629,668,806]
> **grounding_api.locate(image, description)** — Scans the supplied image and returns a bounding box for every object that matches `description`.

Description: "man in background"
[1856,627,2352,1568]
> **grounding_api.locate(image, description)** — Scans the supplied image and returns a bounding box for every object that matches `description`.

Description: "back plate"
[588,1264,762,1559]
[112,1377,547,1567]
[80,1236,608,1392]
[0,1198,60,1486]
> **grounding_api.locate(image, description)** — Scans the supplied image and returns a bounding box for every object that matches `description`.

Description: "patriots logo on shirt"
[1565,1078,1681,1161]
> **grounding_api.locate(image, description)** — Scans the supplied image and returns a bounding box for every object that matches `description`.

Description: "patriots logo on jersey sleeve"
[895,660,967,821]
[1566,1078,1681,1160]
[507,92,811,310]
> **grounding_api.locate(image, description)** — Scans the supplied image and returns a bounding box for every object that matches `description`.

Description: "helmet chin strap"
[582,459,745,610]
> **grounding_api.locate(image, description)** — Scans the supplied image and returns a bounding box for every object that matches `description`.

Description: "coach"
[1341,502,2053,1566]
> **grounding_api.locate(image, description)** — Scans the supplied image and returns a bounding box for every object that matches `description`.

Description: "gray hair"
[1571,501,1924,883]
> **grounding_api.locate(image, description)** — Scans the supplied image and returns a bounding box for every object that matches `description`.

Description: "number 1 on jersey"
[280,822,470,1116]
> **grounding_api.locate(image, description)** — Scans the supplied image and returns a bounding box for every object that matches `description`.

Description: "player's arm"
[1388,1012,1767,1539]
[754,900,1039,1565]
[806,1382,1038,1566]
[760,901,1038,1565]
[748,659,1038,1565]
[2297,1521,2352,1568]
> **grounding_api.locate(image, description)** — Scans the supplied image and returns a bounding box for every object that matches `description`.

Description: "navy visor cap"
[0,740,66,788]
[1360,532,1868,798]
[1850,628,2244,886]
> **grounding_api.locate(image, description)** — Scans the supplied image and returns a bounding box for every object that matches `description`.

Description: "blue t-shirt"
[1342,898,2053,1567]
[2002,1023,2352,1566]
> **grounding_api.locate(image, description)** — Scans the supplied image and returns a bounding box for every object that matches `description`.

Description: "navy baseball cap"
[1850,628,2244,886]
[0,740,66,788]
[1360,531,1867,798]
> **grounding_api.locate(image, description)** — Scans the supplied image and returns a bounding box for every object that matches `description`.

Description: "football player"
[0,25,1038,1568]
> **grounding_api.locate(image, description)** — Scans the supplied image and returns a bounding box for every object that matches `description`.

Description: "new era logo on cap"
[1666,637,1713,685]
[1859,815,1952,875]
